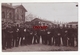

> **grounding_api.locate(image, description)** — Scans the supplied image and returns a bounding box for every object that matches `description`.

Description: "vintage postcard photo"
[2,2,78,52]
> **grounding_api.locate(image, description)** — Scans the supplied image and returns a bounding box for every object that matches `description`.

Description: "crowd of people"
[2,21,78,50]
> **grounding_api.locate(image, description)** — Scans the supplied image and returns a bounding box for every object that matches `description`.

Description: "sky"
[12,2,78,23]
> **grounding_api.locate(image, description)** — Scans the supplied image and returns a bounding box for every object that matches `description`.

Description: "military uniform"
[6,25,13,48]
[62,27,68,46]
[14,25,20,47]
[24,27,29,45]
[46,29,52,45]
[19,27,24,46]
[2,27,6,50]
[36,29,41,44]
[54,25,61,46]
[68,25,74,47]
[28,28,33,44]
[41,30,46,44]
[74,25,78,47]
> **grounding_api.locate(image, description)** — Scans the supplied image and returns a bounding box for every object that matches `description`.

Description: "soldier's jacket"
[2,28,6,38]
[56,28,62,37]
[5,27,13,38]
[46,29,52,37]
[19,27,25,37]
[40,30,46,36]
[61,28,68,37]
[28,28,34,37]
[53,28,58,37]
[13,26,20,38]
[74,28,78,38]
[24,28,30,36]
[51,28,57,37]
[68,28,74,38]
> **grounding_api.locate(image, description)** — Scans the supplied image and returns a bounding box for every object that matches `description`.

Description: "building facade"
[2,3,14,23]
[2,3,27,24]
[13,5,27,24]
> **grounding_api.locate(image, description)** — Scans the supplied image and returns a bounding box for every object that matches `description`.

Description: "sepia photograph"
[2,2,78,52]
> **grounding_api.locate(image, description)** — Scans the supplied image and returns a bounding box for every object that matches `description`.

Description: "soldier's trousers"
[68,37,74,47]
[21,37,24,46]
[41,36,45,44]
[28,36,33,44]
[62,37,67,46]
[24,36,28,45]
[2,38,6,49]
[52,37,55,45]
[33,36,39,44]
[37,35,40,43]
[76,37,78,47]
[6,37,12,48]
[48,37,52,45]
[55,36,60,46]
[71,37,74,47]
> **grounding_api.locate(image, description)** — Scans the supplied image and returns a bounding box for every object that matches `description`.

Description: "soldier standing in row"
[19,25,24,46]
[75,25,78,47]
[54,24,61,46]
[2,23,6,50]
[15,24,20,47]
[28,28,34,44]
[53,25,57,46]
[41,29,46,44]
[62,24,68,46]
[36,29,41,44]
[6,24,13,48]
[68,25,74,47]
[47,28,52,45]
[24,26,29,45]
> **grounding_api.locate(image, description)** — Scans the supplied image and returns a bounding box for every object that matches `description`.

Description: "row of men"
[2,23,78,50]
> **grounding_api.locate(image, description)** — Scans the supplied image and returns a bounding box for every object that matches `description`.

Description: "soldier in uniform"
[36,29,41,44]
[12,23,17,47]
[47,28,52,45]
[15,24,20,47]
[24,25,29,45]
[6,23,13,48]
[74,25,78,47]
[53,25,58,46]
[19,24,24,46]
[51,26,55,45]
[55,24,61,46]
[68,25,74,47]
[2,23,6,50]
[33,29,38,44]
[28,28,34,44]
[62,24,68,46]
[41,29,46,44]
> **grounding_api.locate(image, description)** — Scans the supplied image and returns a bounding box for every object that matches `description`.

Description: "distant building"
[2,3,27,24]
[13,5,27,24]
[31,18,55,28]
[68,22,78,25]
[2,3,14,23]
[67,22,78,28]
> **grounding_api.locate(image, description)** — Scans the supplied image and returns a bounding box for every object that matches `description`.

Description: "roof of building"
[68,22,78,24]
[2,3,14,9]
[31,18,54,25]
[13,5,27,12]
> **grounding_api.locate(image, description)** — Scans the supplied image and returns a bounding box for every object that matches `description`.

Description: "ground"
[2,44,78,52]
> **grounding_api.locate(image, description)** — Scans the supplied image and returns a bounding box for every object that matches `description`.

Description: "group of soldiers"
[2,21,78,50]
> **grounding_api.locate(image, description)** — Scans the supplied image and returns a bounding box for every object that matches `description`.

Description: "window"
[17,15,19,20]
[2,12,5,18]
[9,13,12,19]
[22,15,24,20]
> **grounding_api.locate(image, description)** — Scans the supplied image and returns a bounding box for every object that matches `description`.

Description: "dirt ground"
[2,44,78,52]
